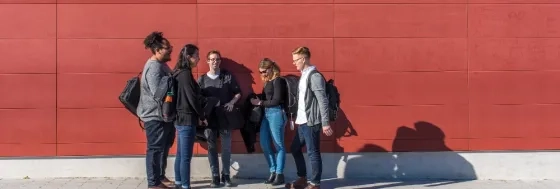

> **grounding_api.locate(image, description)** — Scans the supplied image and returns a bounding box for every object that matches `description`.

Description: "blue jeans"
[174,125,196,189]
[291,123,322,185]
[260,105,287,174]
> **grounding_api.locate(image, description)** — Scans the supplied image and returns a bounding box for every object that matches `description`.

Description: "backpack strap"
[200,73,207,88]
[306,70,325,97]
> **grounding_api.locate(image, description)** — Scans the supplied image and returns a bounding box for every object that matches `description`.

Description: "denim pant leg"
[259,117,275,173]
[290,124,307,178]
[175,125,196,188]
[303,125,322,185]
[161,123,175,179]
[174,126,182,185]
[219,129,232,175]
[204,128,220,176]
[268,109,286,174]
[144,121,166,187]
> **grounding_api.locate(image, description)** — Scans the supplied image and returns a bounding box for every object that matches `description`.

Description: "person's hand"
[250,98,261,105]
[322,125,333,136]
[224,102,234,112]
[199,119,208,126]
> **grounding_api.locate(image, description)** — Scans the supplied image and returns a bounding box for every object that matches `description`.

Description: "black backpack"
[118,72,143,129]
[280,74,300,121]
[154,72,178,123]
[307,70,340,122]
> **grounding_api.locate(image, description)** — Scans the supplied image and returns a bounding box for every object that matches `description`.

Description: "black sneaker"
[264,172,276,184]
[210,175,221,188]
[221,174,234,187]
[271,173,284,186]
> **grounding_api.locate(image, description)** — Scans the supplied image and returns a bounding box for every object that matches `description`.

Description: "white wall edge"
[1,151,558,180]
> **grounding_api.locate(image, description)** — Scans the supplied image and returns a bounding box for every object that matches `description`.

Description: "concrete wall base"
[1,151,557,180]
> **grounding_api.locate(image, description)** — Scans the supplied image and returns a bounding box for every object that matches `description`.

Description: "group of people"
[137,31,333,189]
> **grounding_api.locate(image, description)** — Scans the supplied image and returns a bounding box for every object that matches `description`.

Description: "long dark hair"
[174,44,199,71]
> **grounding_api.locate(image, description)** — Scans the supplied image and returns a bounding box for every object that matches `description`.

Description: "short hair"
[207,50,222,59]
[292,46,311,58]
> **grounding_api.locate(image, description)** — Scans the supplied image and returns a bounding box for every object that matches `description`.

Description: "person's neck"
[150,55,163,63]
[208,68,220,75]
[302,63,312,71]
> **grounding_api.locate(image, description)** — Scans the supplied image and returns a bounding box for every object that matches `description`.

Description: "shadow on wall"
[193,58,476,187]
[322,121,476,188]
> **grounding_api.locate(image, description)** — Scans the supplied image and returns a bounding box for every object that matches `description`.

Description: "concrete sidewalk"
[0,178,557,189]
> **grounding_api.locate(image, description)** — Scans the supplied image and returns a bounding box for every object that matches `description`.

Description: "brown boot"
[285,177,307,189]
[160,177,175,188]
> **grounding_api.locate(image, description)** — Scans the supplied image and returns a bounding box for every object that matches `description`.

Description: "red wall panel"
[469,5,560,38]
[0,109,56,144]
[57,0,196,3]
[0,39,56,74]
[0,4,56,38]
[337,72,468,106]
[0,74,57,109]
[197,4,333,38]
[199,0,331,3]
[335,38,467,72]
[1,1,560,157]
[334,0,465,3]
[469,38,560,71]
[334,4,466,37]
[57,4,197,39]
[0,4,57,157]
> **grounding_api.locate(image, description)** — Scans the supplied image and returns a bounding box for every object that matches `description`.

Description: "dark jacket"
[174,68,217,126]
[239,93,264,153]
[198,69,242,129]
[174,68,203,126]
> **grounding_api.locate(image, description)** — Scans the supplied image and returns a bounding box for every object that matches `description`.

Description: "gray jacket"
[303,71,330,127]
[136,59,171,122]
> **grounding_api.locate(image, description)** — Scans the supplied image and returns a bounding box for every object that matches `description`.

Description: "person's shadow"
[323,121,476,189]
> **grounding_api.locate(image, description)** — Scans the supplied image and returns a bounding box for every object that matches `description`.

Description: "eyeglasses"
[259,70,267,74]
[208,58,221,62]
[293,57,303,63]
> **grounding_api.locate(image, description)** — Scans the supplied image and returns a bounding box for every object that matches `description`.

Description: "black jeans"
[162,124,175,179]
[290,123,322,185]
[145,120,175,187]
[204,127,232,176]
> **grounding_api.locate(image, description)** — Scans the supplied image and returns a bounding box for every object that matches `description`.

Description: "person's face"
[292,54,306,71]
[156,40,173,62]
[259,67,271,79]
[207,53,221,70]
[188,50,200,67]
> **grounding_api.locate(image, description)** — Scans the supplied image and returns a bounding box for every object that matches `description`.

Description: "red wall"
[2,0,560,157]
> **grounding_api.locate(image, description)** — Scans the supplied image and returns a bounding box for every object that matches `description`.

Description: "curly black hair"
[143,31,167,54]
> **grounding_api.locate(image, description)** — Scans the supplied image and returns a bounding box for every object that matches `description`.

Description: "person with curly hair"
[137,31,175,189]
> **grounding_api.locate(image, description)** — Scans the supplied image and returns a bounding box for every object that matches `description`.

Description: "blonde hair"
[292,46,311,58]
[259,58,281,81]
